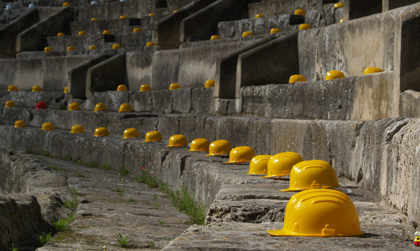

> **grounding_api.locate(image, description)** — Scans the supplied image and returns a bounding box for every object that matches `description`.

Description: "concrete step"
[247,0,323,17]
[217,9,336,39]
[69,17,150,35]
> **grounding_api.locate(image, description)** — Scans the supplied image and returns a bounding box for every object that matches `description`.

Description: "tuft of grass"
[158,220,165,226]
[10,243,19,251]
[64,199,77,210]
[153,202,160,209]
[152,194,157,200]
[115,233,131,248]
[135,170,158,188]
[42,149,50,157]
[148,241,157,249]
[111,187,125,197]
[119,166,128,176]
[128,198,138,204]
[100,162,111,170]
[53,214,75,232]
[70,187,79,197]
[25,149,36,154]
[87,159,99,168]
[49,165,58,170]
[73,157,83,165]
[137,171,206,225]
[38,232,52,246]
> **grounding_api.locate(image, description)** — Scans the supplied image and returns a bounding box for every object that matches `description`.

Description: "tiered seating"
[4,0,420,250]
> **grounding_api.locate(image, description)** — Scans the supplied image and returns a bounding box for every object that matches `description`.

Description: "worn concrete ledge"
[247,0,323,17]
[400,90,420,118]
[69,18,142,35]
[0,114,420,226]
[152,37,268,90]
[218,9,335,39]
[0,91,64,109]
[240,72,398,120]
[47,34,116,52]
[0,55,94,91]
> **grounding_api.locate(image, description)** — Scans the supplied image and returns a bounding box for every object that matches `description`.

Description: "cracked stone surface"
[30,155,190,251]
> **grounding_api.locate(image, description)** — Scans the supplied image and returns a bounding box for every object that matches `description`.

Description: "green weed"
[135,170,158,188]
[87,159,99,168]
[119,166,129,176]
[148,241,157,249]
[152,194,157,200]
[158,220,165,226]
[100,162,111,170]
[64,199,77,210]
[53,215,74,232]
[115,233,131,248]
[49,165,57,170]
[128,198,138,204]
[38,232,52,246]
[153,202,160,209]
[42,149,50,157]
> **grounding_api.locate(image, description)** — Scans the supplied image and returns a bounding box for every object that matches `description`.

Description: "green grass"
[64,199,77,210]
[38,232,52,246]
[42,149,50,157]
[152,194,157,200]
[136,171,206,225]
[128,198,138,204]
[153,202,160,209]
[87,159,99,168]
[111,187,125,197]
[10,243,19,251]
[120,166,129,176]
[115,233,131,248]
[135,171,158,188]
[148,241,157,249]
[53,214,75,231]
[100,162,111,170]
[158,220,166,226]
[49,165,58,170]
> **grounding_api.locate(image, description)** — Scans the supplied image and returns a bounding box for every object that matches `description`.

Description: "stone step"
[69,17,152,35]
[218,9,335,39]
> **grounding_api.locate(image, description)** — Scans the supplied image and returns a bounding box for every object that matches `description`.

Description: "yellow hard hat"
[89,45,98,50]
[261,152,303,178]
[299,23,311,30]
[294,9,306,16]
[8,85,17,91]
[66,46,75,51]
[363,67,383,75]
[62,2,70,7]
[133,28,142,33]
[93,127,109,137]
[78,31,87,36]
[255,14,265,18]
[206,140,232,156]
[270,28,281,34]
[5,100,15,108]
[32,85,42,92]
[102,30,112,35]
[93,102,107,112]
[334,2,344,8]
[205,80,215,88]
[122,128,139,139]
[64,86,68,93]
[120,15,128,19]
[339,19,344,23]
[14,120,26,128]
[91,17,98,21]
[173,10,178,13]
[146,41,155,47]
[42,122,54,131]
[210,35,220,40]
[246,155,271,175]
[189,138,210,152]
[281,160,340,191]
[71,125,85,133]
[118,103,132,112]
[268,189,363,237]
[169,83,181,90]
[325,70,345,80]
[140,84,151,92]
[148,13,155,16]
[289,74,306,83]
[225,146,256,164]
[167,134,188,147]
[116,84,127,91]
[57,32,65,37]
[242,31,254,37]
[144,131,162,142]
[68,102,80,111]
[44,47,52,52]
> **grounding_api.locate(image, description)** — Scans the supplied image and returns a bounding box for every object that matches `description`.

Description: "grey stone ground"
[29,155,190,251]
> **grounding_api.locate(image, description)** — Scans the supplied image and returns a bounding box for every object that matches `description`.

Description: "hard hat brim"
[280,185,340,192]
[188,149,208,152]
[267,229,364,237]
[245,172,265,175]
[224,161,250,164]
[260,175,289,179]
